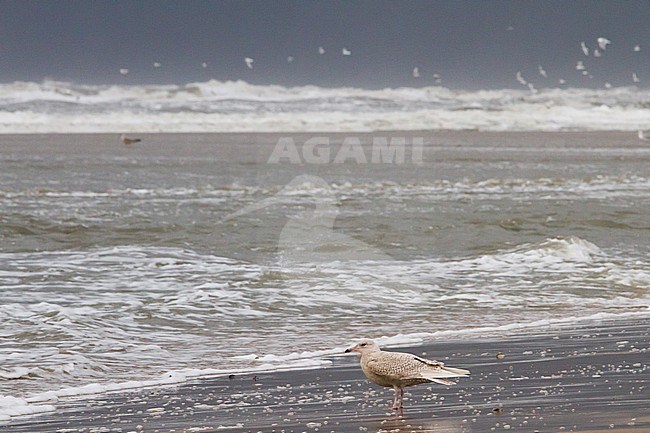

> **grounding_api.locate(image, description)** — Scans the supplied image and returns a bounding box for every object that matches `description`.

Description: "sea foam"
[0,80,649,133]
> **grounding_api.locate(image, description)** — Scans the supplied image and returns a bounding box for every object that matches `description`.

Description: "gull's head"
[345,339,378,354]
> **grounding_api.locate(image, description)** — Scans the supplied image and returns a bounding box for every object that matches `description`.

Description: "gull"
[581,41,590,56]
[244,57,254,69]
[433,73,442,84]
[201,62,208,68]
[558,78,566,85]
[412,67,420,78]
[346,340,470,413]
[119,68,129,75]
[593,49,601,57]
[634,45,641,52]
[153,62,161,68]
[120,134,141,145]
[538,65,547,78]
[342,48,351,56]
[318,46,325,55]
[604,82,612,89]
[639,130,650,141]
[597,37,611,50]
[633,73,640,83]
[576,61,585,71]
[516,71,527,86]
[287,56,294,63]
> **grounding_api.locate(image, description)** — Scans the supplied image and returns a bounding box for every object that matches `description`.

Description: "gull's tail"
[415,365,470,385]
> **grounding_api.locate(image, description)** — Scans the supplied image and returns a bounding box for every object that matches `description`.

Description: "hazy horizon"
[1,0,648,90]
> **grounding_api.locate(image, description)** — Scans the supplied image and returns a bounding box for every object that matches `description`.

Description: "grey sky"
[0,0,648,89]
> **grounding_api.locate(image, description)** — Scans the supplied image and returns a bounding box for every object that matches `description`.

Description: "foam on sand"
[0,359,331,423]
[2,310,649,424]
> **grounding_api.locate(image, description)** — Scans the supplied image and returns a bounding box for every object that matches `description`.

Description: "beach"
[1,131,648,430]
[2,1,650,430]
[4,317,648,432]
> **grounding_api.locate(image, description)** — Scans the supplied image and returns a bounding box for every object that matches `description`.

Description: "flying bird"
[576,61,585,71]
[412,67,420,78]
[516,71,527,86]
[244,57,254,69]
[119,68,129,76]
[120,134,141,145]
[201,62,208,68]
[342,48,351,56]
[597,37,611,50]
[580,41,590,56]
[318,46,325,55]
[634,45,641,52]
[346,340,470,413]
[538,65,547,78]
[633,73,640,83]
[287,56,294,63]
[153,62,161,68]
[593,49,601,57]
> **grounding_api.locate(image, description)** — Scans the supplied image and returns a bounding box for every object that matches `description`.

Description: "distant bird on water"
[638,130,650,141]
[120,134,142,145]
[346,340,470,413]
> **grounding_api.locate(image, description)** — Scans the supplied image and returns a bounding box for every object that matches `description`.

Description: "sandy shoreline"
[3,317,648,432]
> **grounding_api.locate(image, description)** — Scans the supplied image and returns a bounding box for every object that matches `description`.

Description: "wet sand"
[4,317,649,432]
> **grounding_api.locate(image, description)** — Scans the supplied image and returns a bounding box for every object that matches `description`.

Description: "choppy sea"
[0,80,649,420]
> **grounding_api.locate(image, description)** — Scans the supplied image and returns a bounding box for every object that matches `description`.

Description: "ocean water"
[1,130,649,419]
[0,80,649,132]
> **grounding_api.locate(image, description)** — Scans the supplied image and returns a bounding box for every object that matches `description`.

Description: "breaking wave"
[0,80,649,132]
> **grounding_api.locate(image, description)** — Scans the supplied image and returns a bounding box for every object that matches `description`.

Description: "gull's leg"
[391,386,399,410]
[399,387,404,409]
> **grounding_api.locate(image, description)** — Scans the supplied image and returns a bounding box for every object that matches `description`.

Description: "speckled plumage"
[346,339,470,411]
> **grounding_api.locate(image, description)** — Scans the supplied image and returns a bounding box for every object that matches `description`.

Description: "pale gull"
[346,340,470,412]
[516,71,527,86]
[597,37,611,50]
[538,64,547,78]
